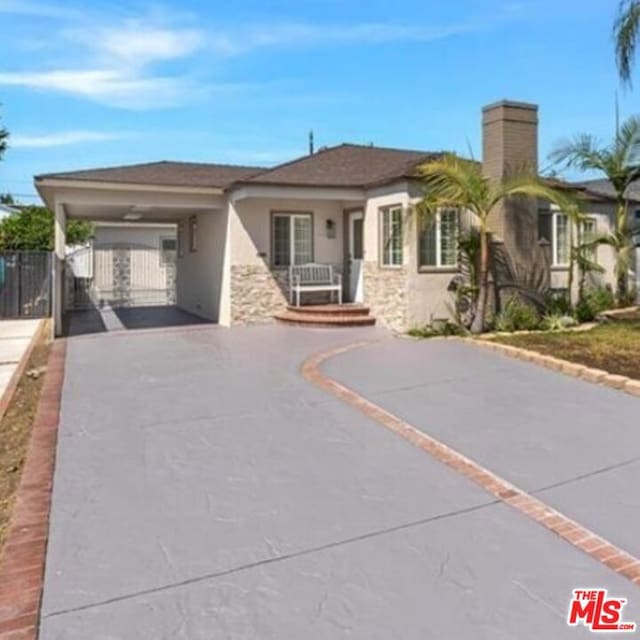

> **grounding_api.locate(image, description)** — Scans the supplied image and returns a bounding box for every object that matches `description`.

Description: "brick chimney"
[482,100,542,280]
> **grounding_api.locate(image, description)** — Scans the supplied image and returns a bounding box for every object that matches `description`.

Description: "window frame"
[418,208,460,271]
[270,211,314,268]
[579,216,598,263]
[379,204,404,268]
[552,211,570,268]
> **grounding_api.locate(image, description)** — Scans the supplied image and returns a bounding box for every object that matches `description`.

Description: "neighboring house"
[65,222,177,309]
[34,100,639,335]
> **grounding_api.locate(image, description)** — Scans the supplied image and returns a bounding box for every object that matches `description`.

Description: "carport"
[34,161,259,335]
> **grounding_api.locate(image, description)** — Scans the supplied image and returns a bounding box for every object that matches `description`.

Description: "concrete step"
[285,303,371,316]
[274,310,376,327]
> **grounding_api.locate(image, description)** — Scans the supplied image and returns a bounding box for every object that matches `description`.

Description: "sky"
[0,0,636,203]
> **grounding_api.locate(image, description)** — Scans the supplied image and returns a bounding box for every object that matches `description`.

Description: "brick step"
[274,311,376,327]
[286,304,370,316]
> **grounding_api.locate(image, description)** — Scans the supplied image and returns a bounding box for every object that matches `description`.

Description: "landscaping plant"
[418,154,569,333]
[495,295,541,332]
[550,116,640,305]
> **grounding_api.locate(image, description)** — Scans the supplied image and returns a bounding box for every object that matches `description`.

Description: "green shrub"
[407,320,466,338]
[575,286,615,322]
[495,296,541,332]
[541,313,578,332]
[544,290,572,315]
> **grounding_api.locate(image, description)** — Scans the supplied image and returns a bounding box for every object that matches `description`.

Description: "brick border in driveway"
[0,339,67,640]
[302,341,640,587]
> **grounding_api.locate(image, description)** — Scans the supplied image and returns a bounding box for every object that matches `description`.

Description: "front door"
[348,211,364,302]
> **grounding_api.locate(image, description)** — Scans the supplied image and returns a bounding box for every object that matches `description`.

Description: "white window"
[272,213,313,267]
[552,212,570,267]
[380,205,403,266]
[419,209,459,268]
[160,236,177,264]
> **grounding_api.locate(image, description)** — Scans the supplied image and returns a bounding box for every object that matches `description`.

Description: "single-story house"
[35,100,640,335]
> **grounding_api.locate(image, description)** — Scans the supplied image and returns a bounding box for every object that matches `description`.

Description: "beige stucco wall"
[362,182,461,330]
[548,203,619,299]
[228,197,347,323]
[93,223,175,248]
[176,210,228,322]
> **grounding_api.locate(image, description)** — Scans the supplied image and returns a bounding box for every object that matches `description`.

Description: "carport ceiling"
[64,203,215,223]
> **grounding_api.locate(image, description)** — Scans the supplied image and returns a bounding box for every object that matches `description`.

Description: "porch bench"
[289,263,342,306]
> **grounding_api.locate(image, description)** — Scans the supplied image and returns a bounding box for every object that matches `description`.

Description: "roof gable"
[236,144,442,189]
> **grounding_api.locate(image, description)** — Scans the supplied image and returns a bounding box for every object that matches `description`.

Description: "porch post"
[53,201,66,336]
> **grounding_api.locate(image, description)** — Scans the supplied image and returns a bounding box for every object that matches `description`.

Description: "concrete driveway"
[40,326,640,639]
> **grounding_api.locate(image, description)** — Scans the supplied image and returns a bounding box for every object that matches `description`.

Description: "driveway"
[40,326,639,639]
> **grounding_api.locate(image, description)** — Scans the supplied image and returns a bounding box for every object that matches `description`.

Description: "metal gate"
[66,243,176,310]
[0,251,52,318]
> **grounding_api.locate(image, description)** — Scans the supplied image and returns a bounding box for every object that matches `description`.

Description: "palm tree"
[418,154,570,333]
[550,116,640,303]
[615,0,640,85]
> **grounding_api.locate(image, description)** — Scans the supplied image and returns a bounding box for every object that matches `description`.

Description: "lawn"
[491,319,640,380]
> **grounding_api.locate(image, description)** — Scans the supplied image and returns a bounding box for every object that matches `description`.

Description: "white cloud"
[66,21,205,67]
[0,69,204,109]
[0,4,519,109]
[10,130,124,148]
[207,20,488,56]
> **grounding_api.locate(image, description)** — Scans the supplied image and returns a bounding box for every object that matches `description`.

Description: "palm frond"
[492,174,576,212]
[417,154,487,217]
[614,0,640,86]
[549,134,609,173]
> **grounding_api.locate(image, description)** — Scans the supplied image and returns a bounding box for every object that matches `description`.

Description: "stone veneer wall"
[231,263,345,324]
[230,264,289,324]
[363,261,408,331]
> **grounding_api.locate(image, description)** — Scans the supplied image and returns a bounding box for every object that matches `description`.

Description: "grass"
[0,333,50,552]
[491,318,640,380]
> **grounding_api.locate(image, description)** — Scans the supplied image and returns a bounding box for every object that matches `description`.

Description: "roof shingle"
[238,143,441,188]
[36,160,264,189]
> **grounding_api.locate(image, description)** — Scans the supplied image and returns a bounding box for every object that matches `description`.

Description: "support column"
[53,201,66,336]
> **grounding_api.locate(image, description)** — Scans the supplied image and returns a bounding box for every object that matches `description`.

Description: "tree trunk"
[615,198,630,305]
[567,221,575,307]
[470,227,489,334]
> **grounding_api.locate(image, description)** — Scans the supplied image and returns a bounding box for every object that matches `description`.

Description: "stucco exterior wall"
[228,197,346,323]
[361,182,461,331]
[548,203,619,299]
[93,222,176,248]
[176,210,228,322]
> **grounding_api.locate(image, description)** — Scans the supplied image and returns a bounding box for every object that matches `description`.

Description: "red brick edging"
[0,339,67,639]
[302,341,640,588]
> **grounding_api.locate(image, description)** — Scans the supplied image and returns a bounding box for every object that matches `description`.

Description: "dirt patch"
[0,331,51,552]
[492,320,640,380]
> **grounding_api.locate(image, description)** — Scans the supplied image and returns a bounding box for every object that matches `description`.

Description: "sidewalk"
[0,319,43,404]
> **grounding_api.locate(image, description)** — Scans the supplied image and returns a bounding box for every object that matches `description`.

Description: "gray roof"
[35,161,265,189]
[570,178,640,204]
[237,144,442,189]
[35,145,443,192]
